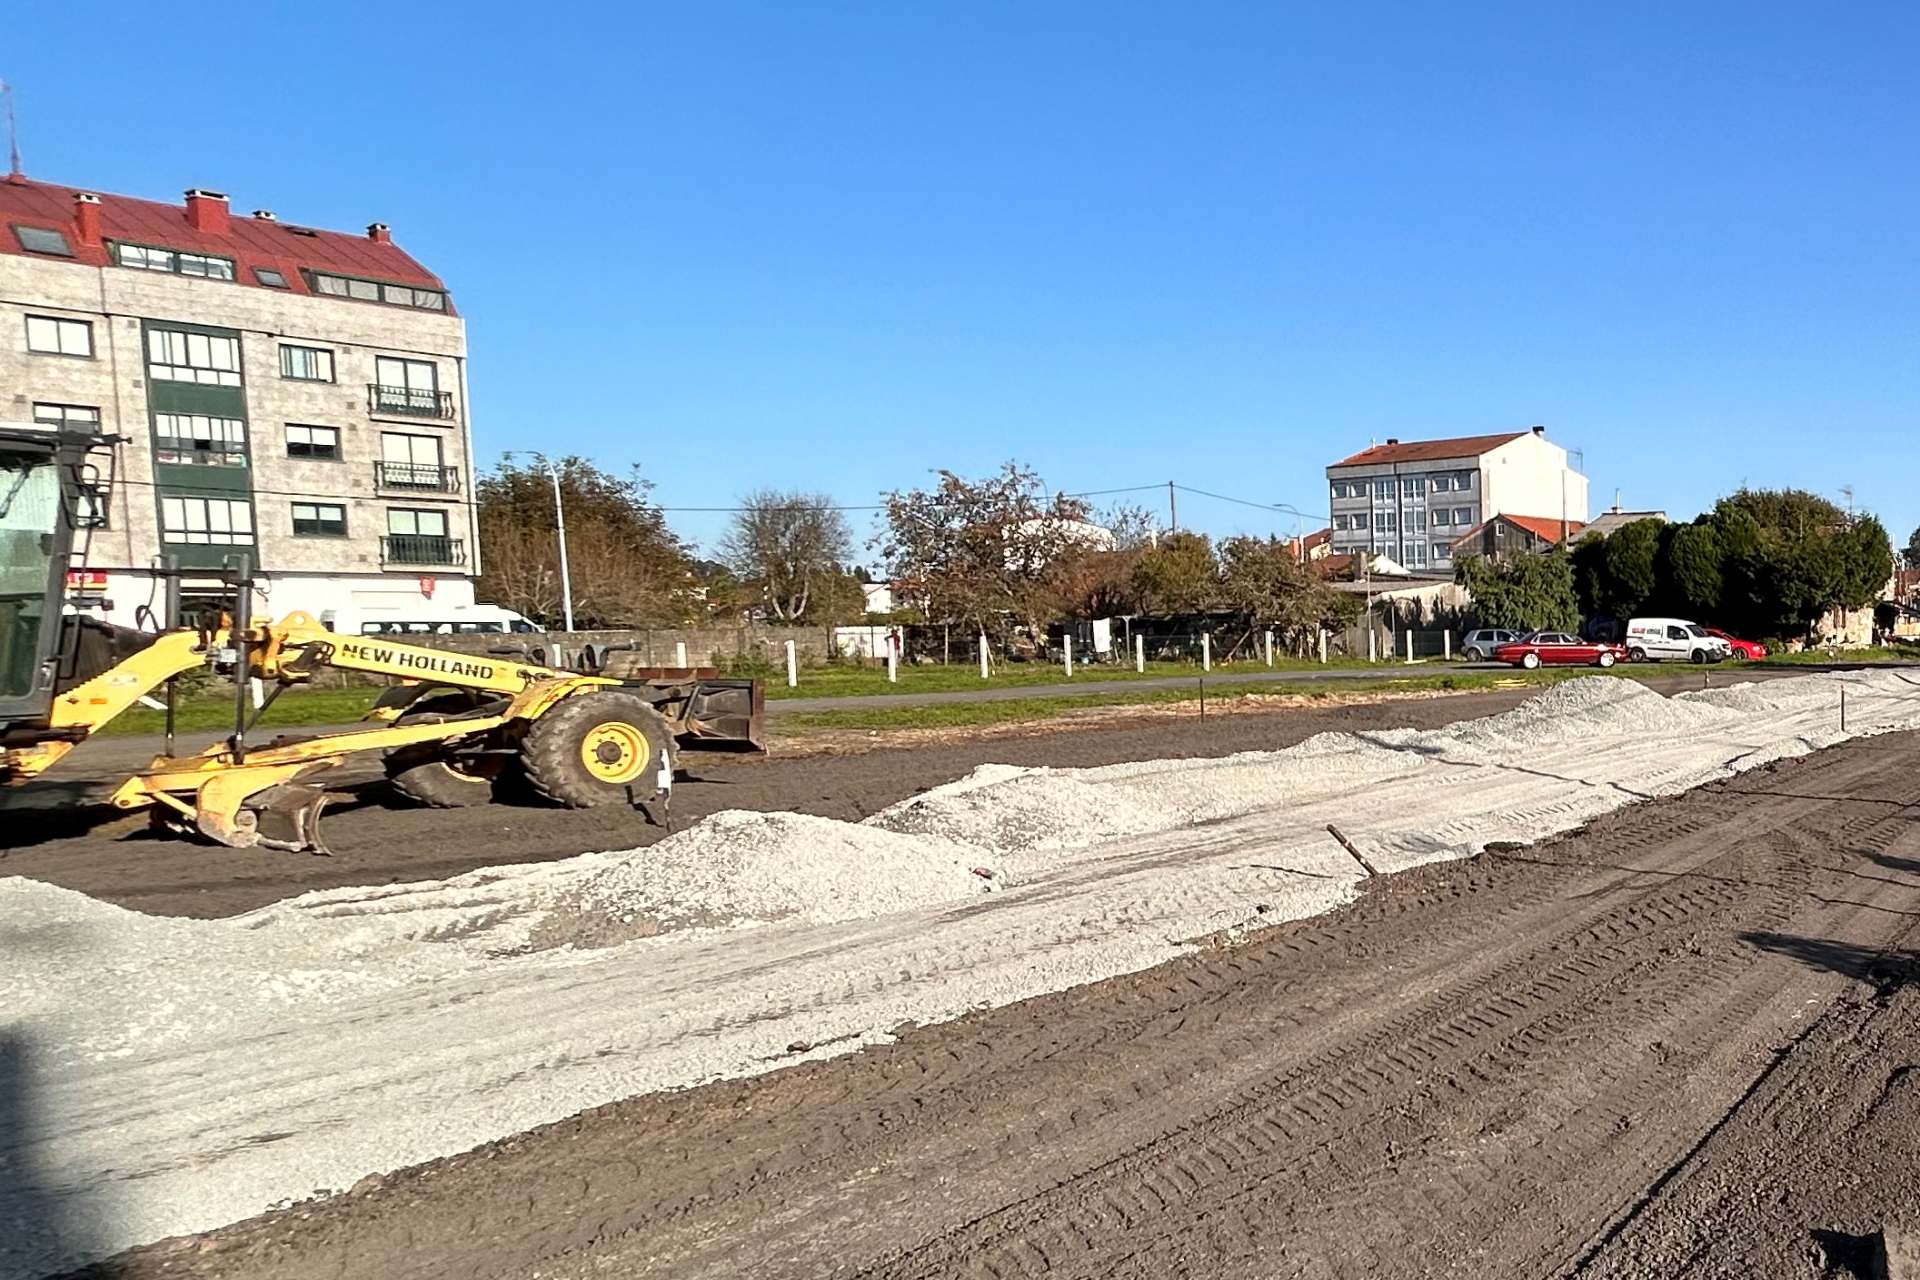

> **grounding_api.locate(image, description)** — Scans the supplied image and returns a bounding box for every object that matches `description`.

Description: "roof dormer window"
[113,242,236,281]
[12,225,73,257]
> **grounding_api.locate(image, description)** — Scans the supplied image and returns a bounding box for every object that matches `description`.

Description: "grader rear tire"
[521,690,676,809]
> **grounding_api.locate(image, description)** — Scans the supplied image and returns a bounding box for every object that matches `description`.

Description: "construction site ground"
[7,668,1919,1278]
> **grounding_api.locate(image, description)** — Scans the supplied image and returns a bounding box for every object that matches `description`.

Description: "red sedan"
[1493,631,1628,669]
[1703,627,1767,660]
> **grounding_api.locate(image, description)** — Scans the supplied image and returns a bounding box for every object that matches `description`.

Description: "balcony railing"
[373,460,461,494]
[379,534,465,567]
[367,384,456,419]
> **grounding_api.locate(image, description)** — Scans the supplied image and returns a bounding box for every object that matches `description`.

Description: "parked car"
[1623,617,1732,664]
[1702,627,1767,660]
[1460,628,1521,661]
[1493,631,1627,669]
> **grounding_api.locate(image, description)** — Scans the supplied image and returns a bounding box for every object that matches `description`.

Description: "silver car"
[1460,628,1520,661]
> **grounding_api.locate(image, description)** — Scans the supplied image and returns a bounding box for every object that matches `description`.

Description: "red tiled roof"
[0,174,450,309]
[1332,431,1531,467]
[1451,512,1586,548]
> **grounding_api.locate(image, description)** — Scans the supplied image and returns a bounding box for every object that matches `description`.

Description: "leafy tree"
[877,462,1095,645]
[1454,552,1579,632]
[1130,531,1219,614]
[1906,526,1920,570]
[1664,522,1723,612]
[476,455,693,628]
[1704,490,1891,639]
[718,489,854,623]
[1216,535,1360,653]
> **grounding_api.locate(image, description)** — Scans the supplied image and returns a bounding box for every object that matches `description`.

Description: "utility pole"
[1168,481,1177,532]
[516,453,575,632]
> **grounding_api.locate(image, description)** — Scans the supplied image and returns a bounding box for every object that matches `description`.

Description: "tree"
[1664,522,1723,613]
[1704,490,1891,639]
[1216,535,1359,653]
[1130,531,1218,614]
[718,489,854,623]
[476,455,693,628]
[876,462,1095,645]
[1906,526,1920,570]
[1455,552,1579,632]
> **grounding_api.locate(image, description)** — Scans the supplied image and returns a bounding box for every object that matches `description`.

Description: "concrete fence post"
[1318,629,1328,664]
[1201,632,1212,672]
[887,637,898,684]
[1444,630,1451,661]
[1264,630,1274,667]
[1405,630,1415,664]
[1064,634,1074,678]
[979,634,990,679]
[1367,629,1377,663]
[784,639,797,688]
[674,640,688,668]
[1135,633,1146,673]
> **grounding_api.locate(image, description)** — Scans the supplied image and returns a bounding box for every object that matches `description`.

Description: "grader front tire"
[521,690,675,809]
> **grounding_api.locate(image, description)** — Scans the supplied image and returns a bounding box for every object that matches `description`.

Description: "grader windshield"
[0,431,73,719]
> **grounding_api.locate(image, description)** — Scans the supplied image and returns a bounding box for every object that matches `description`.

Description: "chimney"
[252,209,276,221]
[184,188,229,234]
[1385,437,1400,445]
[72,192,102,246]
[1531,424,1546,436]
[367,222,391,244]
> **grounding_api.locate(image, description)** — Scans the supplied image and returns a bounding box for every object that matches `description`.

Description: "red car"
[1703,627,1767,660]
[1493,631,1628,669]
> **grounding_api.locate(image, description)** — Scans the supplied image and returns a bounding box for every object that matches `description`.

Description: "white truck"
[1623,617,1731,664]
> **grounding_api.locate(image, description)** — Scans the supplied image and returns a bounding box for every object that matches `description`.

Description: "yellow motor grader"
[0,427,762,853]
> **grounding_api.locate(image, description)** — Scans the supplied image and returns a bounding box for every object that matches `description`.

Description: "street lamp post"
[509,451,575,632]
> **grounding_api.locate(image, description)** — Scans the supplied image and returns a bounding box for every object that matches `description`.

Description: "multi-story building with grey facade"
[1323,426,1589,573]
[0,174,479,626]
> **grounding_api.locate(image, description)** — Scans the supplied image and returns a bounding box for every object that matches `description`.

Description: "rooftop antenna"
[1,80,20,178]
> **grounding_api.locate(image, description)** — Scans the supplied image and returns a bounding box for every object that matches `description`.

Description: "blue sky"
[9,2,1917,556]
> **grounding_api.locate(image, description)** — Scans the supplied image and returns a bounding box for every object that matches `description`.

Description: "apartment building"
[0,174,479,626]
[1323,426,1588,573]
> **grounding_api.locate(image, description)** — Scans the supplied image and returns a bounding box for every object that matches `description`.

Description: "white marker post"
[887,634,898,684]
[1135,633,1146,673]
[1368,630,1377,663]
[784,639,797,688]
[674,640,688,668]
[1264,630,1274,667]
[979,634,990,679]
[1443,630,1452,661]
[1064,634,1074,678]
[1201,632,1212,672]
[1405,630,1415,665]
[1318,629,1328,664]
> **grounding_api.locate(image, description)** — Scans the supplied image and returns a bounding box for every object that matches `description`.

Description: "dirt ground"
[49,722,1920,1279]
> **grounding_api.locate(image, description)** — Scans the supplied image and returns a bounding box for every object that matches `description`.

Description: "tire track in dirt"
[78,734,1920,1280]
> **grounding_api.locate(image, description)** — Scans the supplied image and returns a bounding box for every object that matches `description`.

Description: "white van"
[1623,617,1730,664]
[320,604,539,637]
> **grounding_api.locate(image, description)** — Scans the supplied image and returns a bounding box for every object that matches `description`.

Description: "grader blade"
[247,783,333,855]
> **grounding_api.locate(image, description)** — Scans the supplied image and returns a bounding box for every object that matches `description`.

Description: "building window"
[1407,508,1427,532]
[13,225,73,256]
[113,242,237,280]
[1332,514,1349,532]
[32,403,101,430]
[26,315,93,357]
[310,271,447,311]
[147,329,241,386]
[372,357,443,415]
[292,502,348,537]
[1453,507,1475,526]
[1377,511,1397,532]
[377,431,445,488]
[154,413,247,467]
[279,344,335,382]
[160,495,253,545]
[1405,541,1429,569]
[1432,542,1453,562]
[1372,479,1393,501]
[388,507,449,538]
[1350,513,1368,530]
[1401,476,1425,498]
[254,267,289,288]
[286,424,340,460]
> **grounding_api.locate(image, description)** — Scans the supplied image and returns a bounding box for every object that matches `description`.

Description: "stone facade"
[0,198,479,627]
